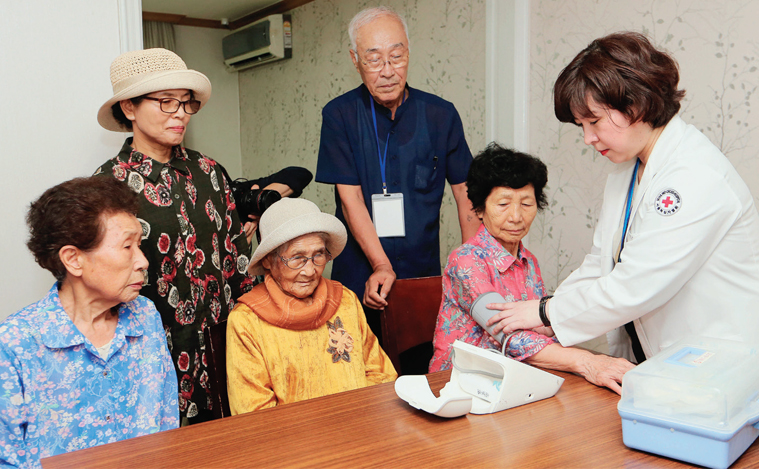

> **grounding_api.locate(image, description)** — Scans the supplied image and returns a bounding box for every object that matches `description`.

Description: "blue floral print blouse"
[0,284,179,468]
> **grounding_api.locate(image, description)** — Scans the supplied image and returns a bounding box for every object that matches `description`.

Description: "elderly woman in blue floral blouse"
[0,177,178,467]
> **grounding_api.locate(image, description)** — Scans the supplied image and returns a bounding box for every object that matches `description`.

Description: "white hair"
[348,6,410,52]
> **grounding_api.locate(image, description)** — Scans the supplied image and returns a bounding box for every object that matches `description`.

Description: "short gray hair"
[348,6,410,52]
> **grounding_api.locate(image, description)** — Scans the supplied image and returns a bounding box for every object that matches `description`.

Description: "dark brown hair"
[467,142,548,213]
[111,96,145,131]
[554,31,685,128]
[26,176,140,281]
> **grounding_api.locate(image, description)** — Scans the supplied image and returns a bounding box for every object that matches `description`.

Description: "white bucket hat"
[97,48,212,132]
[248,198,348,276]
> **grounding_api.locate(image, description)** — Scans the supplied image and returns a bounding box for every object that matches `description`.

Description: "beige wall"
[528,0,759,352]
[175,25,243,175]
[237,0,486,270]
[529,0,759,289]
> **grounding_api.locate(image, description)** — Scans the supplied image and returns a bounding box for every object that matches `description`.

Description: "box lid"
[618,336,759,434]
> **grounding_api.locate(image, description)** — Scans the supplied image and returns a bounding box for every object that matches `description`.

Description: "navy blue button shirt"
[316,84,472,300]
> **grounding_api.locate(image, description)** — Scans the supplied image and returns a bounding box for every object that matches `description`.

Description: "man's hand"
[363,264,396,309]
[336,184,397,309]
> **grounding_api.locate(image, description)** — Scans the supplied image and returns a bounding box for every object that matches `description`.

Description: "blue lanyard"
[370,98,390,195]
[618,159,640,262]
[370,92,405,195]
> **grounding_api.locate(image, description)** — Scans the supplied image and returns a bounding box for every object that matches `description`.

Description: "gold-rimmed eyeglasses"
[355,49,409,72]
[143,97,201,114]
[279,251,333,270]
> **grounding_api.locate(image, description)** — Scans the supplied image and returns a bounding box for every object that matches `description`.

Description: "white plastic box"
[618,336,759,469]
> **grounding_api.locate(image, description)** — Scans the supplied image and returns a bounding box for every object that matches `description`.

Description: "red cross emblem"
[655,189,681,216]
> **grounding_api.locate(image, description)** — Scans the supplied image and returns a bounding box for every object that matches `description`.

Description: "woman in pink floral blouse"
[429,143,634,394]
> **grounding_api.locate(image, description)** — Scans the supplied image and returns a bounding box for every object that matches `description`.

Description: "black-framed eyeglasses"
[143,97,201,114]
[279,250,333,270]
[354,49,409,72]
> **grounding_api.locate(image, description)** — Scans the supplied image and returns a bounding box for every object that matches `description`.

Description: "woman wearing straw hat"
[94,48,254,424]
[226,198,397,414]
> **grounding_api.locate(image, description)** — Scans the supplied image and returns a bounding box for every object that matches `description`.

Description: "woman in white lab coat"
[488,31,759,364]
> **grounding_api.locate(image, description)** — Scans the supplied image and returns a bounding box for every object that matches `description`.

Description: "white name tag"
[371,193,405,237]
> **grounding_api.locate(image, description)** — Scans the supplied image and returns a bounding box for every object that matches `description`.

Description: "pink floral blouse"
[429,224,557,372]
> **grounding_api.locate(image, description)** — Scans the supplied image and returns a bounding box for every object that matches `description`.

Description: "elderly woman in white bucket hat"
[94,48,254,424]
[226,198,397,414]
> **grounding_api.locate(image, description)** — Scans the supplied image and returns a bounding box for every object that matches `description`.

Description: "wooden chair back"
[380,276,443,375]
[203,319,231,419]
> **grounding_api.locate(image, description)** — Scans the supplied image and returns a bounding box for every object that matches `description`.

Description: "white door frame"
[485,0,530,152]
[118,0,143,53]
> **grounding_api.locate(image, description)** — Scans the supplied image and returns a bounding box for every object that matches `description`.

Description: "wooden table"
[42,370,759,468]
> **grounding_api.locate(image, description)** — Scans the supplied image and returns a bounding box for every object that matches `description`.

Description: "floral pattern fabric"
[429,224,557,372]
[327,316,354,363]
[95,138,254,419]
[0,284,178,468]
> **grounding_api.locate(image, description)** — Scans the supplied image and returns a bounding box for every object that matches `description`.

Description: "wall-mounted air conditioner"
[222,14,292,72]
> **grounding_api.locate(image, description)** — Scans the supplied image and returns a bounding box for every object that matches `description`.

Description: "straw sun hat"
[97,48,212,132]
[248,198,348,276]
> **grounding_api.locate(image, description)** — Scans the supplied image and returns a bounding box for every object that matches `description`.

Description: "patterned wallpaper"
[237,0,758,350]
[529,0,759,295]
[237,0,486,271]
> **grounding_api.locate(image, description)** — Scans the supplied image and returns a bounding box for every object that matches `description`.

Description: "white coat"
[550,115,759,360]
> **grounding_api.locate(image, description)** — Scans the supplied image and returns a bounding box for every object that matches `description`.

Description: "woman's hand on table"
[486,299,543,335]
[578,353,636,395]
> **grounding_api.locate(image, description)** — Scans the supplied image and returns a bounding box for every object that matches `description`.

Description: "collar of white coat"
[624,115,687,217]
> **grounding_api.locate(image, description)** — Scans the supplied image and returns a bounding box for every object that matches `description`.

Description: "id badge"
[371,193,405,237]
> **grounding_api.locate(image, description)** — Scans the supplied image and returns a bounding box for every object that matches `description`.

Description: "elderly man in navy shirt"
[316,6,479,340]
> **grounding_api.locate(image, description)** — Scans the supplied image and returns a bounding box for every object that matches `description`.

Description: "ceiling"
[142,0,278,21]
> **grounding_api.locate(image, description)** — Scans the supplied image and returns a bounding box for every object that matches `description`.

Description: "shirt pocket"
[414,155,439,192]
